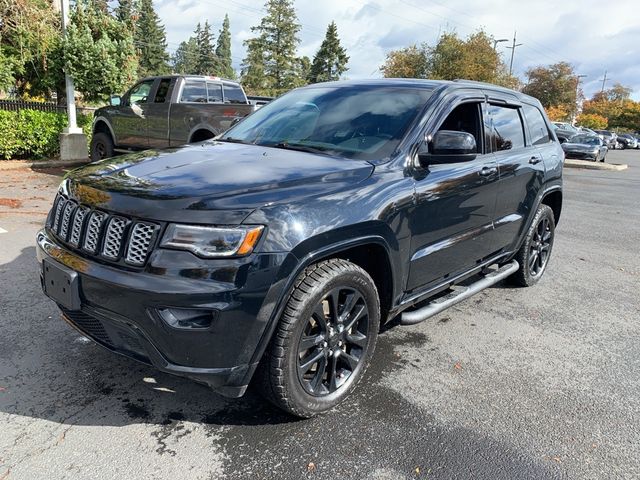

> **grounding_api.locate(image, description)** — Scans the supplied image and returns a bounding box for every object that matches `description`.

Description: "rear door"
[111,79,155,148]
[407,94,499,292]
[488,97,546,251]
[145,77,174,149]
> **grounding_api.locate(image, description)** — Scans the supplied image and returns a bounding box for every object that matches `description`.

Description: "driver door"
[111,79,155,148]
[406,98,499,292]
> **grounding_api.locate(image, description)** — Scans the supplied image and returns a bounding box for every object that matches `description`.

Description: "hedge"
[0,109,92,160]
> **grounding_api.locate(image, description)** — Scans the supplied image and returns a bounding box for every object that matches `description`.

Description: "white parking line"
[0,227,7,234]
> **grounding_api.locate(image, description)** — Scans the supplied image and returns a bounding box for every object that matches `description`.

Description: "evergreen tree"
[308,21,348,83]
[135,0,169,77]
[116,0,137,28]
[215,14,234,79]
[196,21,217,75]
[241,38,267,94]
[173,37,199,74]
[243,0,302,94]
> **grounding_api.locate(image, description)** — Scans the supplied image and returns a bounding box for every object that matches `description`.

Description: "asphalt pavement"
[0,151,639,479]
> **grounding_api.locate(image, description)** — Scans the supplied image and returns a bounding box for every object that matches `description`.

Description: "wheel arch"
[188,126,217,143]
[92,117,116,144]
[540,188,562,226]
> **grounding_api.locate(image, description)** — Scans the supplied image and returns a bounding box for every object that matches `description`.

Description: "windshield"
[221,85,434,160]
[570,134,600,145]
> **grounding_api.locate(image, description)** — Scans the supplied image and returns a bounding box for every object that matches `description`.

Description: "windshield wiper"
[271,142,336,156]
[219,136,250,144]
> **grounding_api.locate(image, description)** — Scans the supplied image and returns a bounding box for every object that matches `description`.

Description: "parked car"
[561,133,608,161]
[594,130,618,149]
[552,122,578,143]
[90,75,257,161]
[616,133,638,149]
[578,126,597,136]
[38,79,563,417]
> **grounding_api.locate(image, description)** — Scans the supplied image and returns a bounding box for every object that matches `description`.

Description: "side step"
[400,260,519,326]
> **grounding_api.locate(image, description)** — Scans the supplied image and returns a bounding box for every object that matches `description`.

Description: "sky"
[154,0,640,100]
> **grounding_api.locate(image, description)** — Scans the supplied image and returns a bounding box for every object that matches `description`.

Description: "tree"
[173,37,199,74]
[380,44,428,78]
[59,3,138,103]
[241,38,268,94]
[115,0,137,28]
[522,62,578,115]
[135,0,169,77]
[545,105,570,122]
[242,0,302,94]
[215,14,234,79]
[308,21,349,83]
[380,31,516,87]
[196,21,217,75]
[575,113,608,129]
[582,84,638,131]
[0,0,60,98]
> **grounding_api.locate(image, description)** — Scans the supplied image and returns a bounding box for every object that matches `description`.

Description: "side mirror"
[418,130,477,165]
[109,95,121,106]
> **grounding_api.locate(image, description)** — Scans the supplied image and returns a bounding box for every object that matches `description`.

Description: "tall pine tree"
[173,37,199,74]
[135,0,169,77]
[309,21,349,83]
[196,21,217,75]
[241,38,267,93]
[242,0,301,94]
[115,0,137,29]
[215,14,234,79]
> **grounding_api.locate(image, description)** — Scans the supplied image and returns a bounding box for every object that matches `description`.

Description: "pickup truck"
[39,79,563,417]
[90,75,256,161]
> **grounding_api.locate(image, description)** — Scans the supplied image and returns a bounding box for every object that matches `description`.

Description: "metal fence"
[0,100,96,115]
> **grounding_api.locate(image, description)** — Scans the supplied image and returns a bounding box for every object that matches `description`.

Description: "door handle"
[529,155,542,164]
[479,166,498,177]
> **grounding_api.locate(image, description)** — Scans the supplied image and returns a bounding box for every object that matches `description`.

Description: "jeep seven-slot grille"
[47,195,158,266]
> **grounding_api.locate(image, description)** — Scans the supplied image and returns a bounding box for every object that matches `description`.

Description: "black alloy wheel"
[297,287,369,396]
[528,215,552,278]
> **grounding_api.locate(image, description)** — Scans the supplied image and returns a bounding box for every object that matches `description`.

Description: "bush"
[576,113,608,130]
[0,109,92,160]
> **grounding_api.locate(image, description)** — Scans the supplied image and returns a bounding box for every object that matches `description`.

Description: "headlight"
[160,224,264,258]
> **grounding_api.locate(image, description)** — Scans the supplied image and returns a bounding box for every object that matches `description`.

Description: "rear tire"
[90,132,115,161]
[257,258,380,418]
[509,204,555,287]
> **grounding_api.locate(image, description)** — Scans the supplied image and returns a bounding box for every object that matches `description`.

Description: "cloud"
[154,0,640,99]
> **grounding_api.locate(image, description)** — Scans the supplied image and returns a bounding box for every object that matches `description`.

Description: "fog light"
[157,308,217,329]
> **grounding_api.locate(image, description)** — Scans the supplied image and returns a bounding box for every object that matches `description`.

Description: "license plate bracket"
[43,258,81,310]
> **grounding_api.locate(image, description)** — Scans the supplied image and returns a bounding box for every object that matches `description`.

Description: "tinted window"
[207,82,223,103]
[223,84,246,104]
[223,85,433,160]
[570,134,601,145]
[438,102,483,154]
[154,78,171,103]
[128,80,154,105]
[488,105,525,151]
[181,80,207,103]
[523,104,550,145]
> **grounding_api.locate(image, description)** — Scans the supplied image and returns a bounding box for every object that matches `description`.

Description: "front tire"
[510,204,556,287]
[257,259,380,418]
[90,132,115,161]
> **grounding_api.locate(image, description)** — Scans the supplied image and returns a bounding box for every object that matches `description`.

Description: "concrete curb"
[0,159,90,171]
[564,159,628,171]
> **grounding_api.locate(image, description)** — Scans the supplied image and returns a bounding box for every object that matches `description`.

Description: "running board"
[400,260,519,326]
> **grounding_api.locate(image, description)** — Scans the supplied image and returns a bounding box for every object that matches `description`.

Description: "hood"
[562,143,598,151]
[64,141,374,224]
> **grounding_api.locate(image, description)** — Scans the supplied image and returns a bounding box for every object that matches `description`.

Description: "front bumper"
[563,150,598,160]
[36,229,290,397]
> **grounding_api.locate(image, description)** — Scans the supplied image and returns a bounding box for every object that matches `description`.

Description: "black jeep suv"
[38,79,563,417]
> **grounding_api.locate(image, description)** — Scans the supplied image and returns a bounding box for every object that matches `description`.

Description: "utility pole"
[600,70,608,93]
[57,0,88,161]
[573,74,587,124]
[506,31,523,76]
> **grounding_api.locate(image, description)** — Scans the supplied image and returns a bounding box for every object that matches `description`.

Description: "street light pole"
[60,0,82,134]
[493,38,508,50]
[574,74,587,123]
[506,31,523,76]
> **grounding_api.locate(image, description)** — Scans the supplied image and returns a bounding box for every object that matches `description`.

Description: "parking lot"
[0,150,639,479]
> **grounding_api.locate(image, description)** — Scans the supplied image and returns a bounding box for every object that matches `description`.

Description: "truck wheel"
[257,258,380,418]
[90,132,115,161]
[510,204,555,287]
